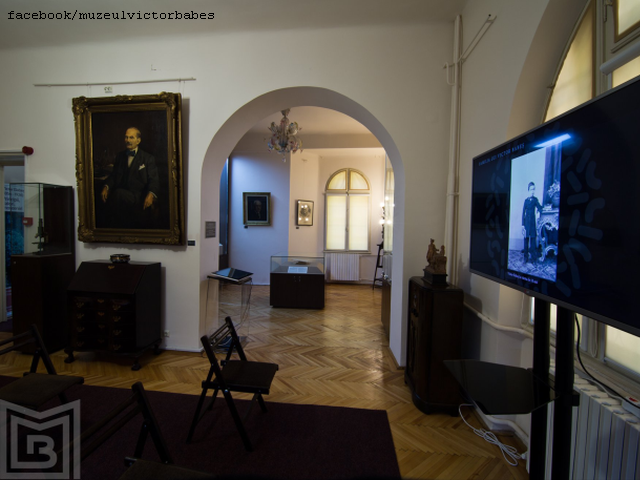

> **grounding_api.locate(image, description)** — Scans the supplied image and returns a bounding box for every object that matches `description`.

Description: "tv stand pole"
[530,298,550,480]
[530,302,577,480]
[552,306,577,480]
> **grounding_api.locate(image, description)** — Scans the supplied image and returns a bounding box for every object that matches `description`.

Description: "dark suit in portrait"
[102,145,160,228]
[522,194,542,262]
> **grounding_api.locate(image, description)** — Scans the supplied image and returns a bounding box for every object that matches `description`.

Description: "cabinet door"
[427,290,463,405]
[270,273,292,307]
[298,275,325,309]
[406,277,463,414]
[406,280,428,395]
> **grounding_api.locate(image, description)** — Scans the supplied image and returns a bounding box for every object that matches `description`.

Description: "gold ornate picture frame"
[72,92,185,244]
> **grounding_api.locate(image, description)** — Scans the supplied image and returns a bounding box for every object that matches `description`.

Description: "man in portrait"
[248,198,265,221]
[101,127,160,228]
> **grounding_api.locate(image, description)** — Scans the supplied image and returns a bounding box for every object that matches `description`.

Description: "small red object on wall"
[22,146,34,155]
[22,217,33,226]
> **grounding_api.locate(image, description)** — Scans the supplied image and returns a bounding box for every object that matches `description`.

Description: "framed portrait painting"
[243,192,271,226]
[72,92,185,245]
[296,199,314,226]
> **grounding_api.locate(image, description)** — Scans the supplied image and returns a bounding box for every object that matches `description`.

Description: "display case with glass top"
[270,253,325,309]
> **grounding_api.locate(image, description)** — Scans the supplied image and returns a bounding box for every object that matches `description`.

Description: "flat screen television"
[469,76,640,338]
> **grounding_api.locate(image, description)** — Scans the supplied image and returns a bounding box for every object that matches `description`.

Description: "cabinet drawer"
[110,337,138,353]
[72,321,100,336]
[110,324,136,340]
[71,335,108,351]
[109,312,136,325]
[110,298,135,312]
[70,296,96,310]
[71,310,95,323]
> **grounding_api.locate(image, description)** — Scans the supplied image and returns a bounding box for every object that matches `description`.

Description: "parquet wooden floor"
[0,284,529,480]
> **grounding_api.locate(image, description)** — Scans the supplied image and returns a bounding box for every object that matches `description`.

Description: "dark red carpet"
[0,376,400,479]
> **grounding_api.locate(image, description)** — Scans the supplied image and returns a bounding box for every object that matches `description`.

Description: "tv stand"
[445,300,579,479]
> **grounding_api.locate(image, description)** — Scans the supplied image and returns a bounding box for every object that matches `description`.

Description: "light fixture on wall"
[267,109,302,161]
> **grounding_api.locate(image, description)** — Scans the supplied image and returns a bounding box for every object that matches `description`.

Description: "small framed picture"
[296,199,314,226]
[243,192,271,226]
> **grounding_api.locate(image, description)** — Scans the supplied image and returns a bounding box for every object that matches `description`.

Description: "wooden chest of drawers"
[405,276,463,415]
[65,260,161,370]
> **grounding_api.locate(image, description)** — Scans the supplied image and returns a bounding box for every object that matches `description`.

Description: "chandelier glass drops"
[267,109,303,161]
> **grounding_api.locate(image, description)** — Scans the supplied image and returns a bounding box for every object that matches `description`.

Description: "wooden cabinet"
[65,260,161,370]
[405,276,463,415]
[381,277,391,340]
[270,271,325,309]
[269,253,325,309]
[11,253,76,353]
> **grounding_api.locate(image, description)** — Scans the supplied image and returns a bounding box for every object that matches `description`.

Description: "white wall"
[229,149,385,285]
[289,151,322,253]
[0,20,453,355]
[0,0,582,383]
[228,152,290,284]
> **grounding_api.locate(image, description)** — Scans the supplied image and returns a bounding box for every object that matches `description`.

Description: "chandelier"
[267,109,302,161]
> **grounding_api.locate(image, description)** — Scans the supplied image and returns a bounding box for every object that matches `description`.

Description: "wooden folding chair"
[187,316,278,451]
[68,381,214,479]
[77,381,172,464]
[0,324,84,410]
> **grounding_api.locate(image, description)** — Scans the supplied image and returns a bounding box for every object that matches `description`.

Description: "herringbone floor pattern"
[0,284,528,480]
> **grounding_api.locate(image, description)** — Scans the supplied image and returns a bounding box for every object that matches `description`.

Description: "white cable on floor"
[458,404,525,467]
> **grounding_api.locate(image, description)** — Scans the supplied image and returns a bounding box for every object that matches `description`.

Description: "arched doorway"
[199,86,407,363]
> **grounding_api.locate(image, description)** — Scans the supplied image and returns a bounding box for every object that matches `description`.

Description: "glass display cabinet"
[8,183,75,353]
[270,253,325,309]
[6,183,75,255]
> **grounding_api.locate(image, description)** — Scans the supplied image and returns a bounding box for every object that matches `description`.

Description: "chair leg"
[222,389,253,452]
[134,422,150,458]
[132,382,173,464]
[187,386,211,443]
[206,388,219,412]
[256,393,268,413]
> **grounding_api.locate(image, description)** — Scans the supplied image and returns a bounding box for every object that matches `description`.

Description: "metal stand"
[529,298,551,480]
[529,300,579,480]
[552,306,579,480]
[372,242,383,289]
[205,276,252,338]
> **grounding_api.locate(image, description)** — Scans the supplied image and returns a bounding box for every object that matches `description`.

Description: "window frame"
[529,0,640,393]
[324,168,372,253]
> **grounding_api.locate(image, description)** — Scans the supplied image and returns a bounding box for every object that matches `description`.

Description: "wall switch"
[164,330,170,337]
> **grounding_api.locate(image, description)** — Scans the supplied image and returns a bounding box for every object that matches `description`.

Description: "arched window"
[325,169,370,252]
[544,0,640,121]
[539,0,640,382]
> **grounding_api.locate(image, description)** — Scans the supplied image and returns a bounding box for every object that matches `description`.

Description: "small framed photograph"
[296,199,314,226]
[243,192,271,226]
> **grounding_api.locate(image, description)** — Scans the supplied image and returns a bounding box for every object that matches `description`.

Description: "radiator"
[543,375,640,479]
[325,253,360,281]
